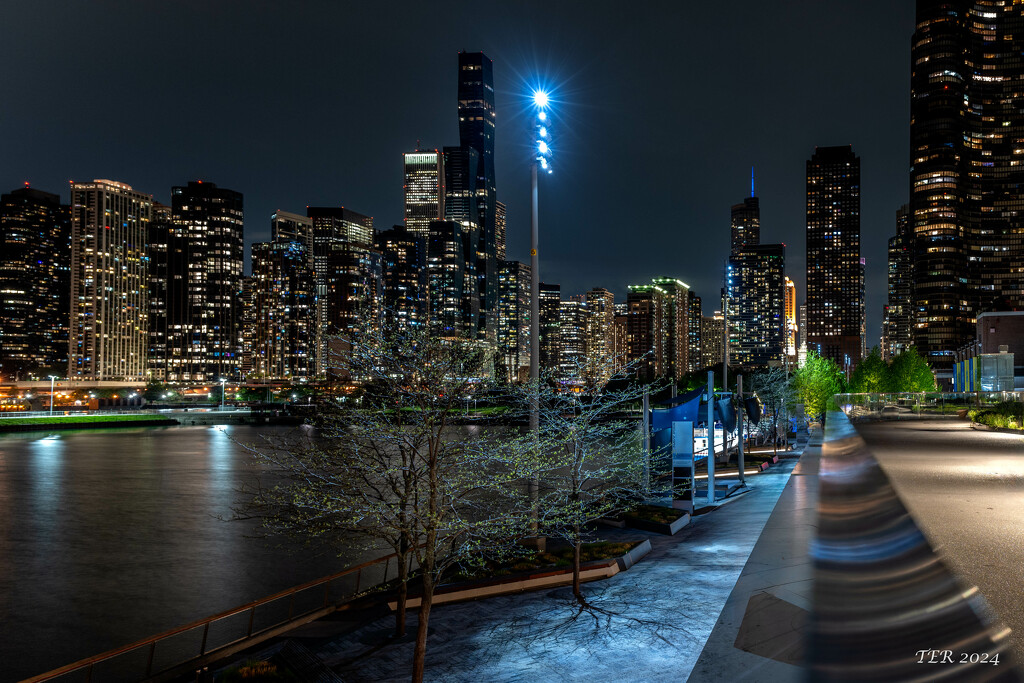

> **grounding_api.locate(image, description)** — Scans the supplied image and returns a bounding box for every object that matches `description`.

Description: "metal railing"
[25,549,413,683]
[834,391,1024,421]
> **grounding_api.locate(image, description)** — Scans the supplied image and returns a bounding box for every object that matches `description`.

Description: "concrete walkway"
[292,434,817,682]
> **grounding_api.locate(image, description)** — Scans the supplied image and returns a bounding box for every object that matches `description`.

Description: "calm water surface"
[0,424,362,682]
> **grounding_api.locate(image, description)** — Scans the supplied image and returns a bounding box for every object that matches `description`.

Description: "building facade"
[497,260,530,382]
[909,2,1024,381]
[376,225,428,332]
[883,204,913,361]
[69,180,152,380]
[0,186,70,377]
[251,239,314,380]
[805,145,865,371]
[403,150,445,238]
[167,181,245,382]
[538,283,561,376]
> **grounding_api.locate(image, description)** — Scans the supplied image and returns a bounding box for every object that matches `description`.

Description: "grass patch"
[624,504,687,525]
[448,540,641,582]
[0,414,175,426]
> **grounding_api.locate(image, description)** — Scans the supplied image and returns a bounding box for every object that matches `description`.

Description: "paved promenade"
[279,432,819,682]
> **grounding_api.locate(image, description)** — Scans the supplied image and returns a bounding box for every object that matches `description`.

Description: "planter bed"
[389,539,651,610]
[623,505,691,535]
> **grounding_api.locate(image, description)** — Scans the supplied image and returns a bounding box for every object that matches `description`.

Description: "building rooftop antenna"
[751,166,755,198]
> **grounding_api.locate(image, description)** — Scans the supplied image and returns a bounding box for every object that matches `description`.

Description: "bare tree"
[514,357,654,603]
[750,366,795,456]
[236,321,531,683]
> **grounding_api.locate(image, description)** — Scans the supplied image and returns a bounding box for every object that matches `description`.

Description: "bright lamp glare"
[537,111,547,121]
[539,127,547,137]
[533,90,549,108]
[538,141,549,154]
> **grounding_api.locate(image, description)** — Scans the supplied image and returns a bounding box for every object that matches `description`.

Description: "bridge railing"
[23,549,413,683]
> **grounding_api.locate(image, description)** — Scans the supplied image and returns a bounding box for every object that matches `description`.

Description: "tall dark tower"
[910,1,1024,383]
[0,186,70,376]
[457,51,497,340]
[730,197,760,254]
[806,145,864,371]
[169,181,244,382]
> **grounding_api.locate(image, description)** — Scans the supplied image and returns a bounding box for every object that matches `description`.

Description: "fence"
[834,391,1024,421]
[24,550,414,683]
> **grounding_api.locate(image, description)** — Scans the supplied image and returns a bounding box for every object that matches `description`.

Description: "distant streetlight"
[48,375,57,415]
[220,378,226,410]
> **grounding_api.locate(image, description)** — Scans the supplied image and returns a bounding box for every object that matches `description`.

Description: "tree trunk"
[572,533,582,600]
[394,538,409,638]
[411,571,434,683]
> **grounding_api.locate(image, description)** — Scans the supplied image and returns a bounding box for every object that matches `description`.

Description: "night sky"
[1,1,916,346]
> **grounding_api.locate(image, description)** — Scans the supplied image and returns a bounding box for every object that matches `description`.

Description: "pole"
[737,374,745,486]
[642,387,650,495]
[528,160,540,535]
[707,370,716,505]
[49,376,56,416]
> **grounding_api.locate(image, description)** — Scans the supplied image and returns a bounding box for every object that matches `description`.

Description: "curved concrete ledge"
[808,410,1017,681]
[391,539,652,610]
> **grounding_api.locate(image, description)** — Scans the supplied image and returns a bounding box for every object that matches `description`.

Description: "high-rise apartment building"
[427,219,472,337]
[497,260,530,382]
[442,145,481,339]
[69,180,152,380]
[687,291,703,373]
[883,205,914,360]
[307,206,376,373]
[909,2,1024,381]
[251,238,314,380]
[271,210,313,265]
[701,311,725,371]
[376,225,428,332]
[784,276,797,363]
[167,181,245,382]
[538,283,561,375]
[147,201,181,381]
[558,300,588,384]
[403,150,445,237]
[805,145,864,371]
[0,186,70,376]
[585,287,615,378]
[626,278,690,382]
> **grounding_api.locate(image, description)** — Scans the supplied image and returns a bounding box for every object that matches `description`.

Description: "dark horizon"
[0,1,916,345]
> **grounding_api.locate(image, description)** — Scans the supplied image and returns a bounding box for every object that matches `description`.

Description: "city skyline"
[1,1,915,345]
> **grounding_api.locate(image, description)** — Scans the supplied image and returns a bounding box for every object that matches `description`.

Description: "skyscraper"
[147,201,183,382]
[251,238,314,380]
[427,219,471,337]
[725,191,787,368]
[442,145,481,338]
[403,150,445,237]
[883,205,913,360]
[585,287,615,378]
[167,181,245,382]
[701,311,725,371]
[69,179,152,380]
[538,283,561,375]
[376,225,428,332]
[0,186,70,377]
[495,200,507,261]
[626,278,690,382]
[497,260,530,382]
[307,206,376,373]
[687,291,703,372]
[457,51,498,340]
[558,299,588,384]
[805,145,864,371]
[784,276,797,363]
[910,2,1024,381]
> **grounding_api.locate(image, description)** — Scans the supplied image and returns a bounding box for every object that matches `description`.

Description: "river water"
[0,424,363,682]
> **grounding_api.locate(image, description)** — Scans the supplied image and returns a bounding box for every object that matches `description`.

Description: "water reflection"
[0,425,358,683]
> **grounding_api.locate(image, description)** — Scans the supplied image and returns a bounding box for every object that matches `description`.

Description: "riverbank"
[0,414,178,432]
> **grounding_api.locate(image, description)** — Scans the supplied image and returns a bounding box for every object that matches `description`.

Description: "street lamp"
[530,88,553,434]
[48,375,57,416]
[219,378,226,410]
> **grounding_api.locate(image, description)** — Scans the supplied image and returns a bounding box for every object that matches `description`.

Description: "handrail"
[24,548,409,683]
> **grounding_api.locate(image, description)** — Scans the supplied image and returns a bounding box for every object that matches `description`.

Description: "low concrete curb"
[390,539,653,610]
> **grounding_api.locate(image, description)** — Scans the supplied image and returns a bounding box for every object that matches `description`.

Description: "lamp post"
[529,89,552,435]
[220,378,226,410]
[48,375,57,416]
